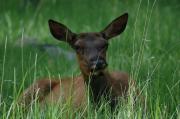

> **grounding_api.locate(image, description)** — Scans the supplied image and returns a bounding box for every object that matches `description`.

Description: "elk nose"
[90,59,107,71]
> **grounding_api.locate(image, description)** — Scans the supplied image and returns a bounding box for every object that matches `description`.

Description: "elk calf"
[18,13,137,109]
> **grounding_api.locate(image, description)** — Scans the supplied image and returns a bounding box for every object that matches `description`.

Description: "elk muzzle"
[89,58,107,72]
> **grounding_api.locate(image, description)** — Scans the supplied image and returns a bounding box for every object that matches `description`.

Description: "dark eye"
[101,44,108,50]
[74,45,79,50]
[97,44,108,51]
[74,45,84,54]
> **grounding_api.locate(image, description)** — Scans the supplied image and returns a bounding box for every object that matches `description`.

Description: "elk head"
[48,13,128,76]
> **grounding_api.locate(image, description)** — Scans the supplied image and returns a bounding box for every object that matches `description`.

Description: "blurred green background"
[0,0,179,118]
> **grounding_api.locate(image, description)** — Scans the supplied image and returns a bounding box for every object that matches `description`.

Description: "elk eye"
[75,45,84,53]
[75,45,80,51]
[102,44,108,50]
[98,44,108,51]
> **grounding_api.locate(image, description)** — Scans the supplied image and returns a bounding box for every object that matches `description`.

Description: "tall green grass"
[0,0,179,118]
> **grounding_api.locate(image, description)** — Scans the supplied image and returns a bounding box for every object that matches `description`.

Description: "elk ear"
[48,19,76,44]
[101,13,128,40]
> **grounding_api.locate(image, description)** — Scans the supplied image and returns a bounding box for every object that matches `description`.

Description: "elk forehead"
[74,33,108,48]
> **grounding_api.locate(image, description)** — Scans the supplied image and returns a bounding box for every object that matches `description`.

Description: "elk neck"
[81,68,113,104]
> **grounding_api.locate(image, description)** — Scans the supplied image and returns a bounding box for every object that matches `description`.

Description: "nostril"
[102,61,108,67]
[98,60,107,68]
[89,57,96,62]
[97,60,103,66]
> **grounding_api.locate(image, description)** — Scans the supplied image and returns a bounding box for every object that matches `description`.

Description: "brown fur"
[18,77,86,108]
[18,13,140,109]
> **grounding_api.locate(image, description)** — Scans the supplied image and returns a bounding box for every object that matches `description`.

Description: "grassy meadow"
[0,0,180,118]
